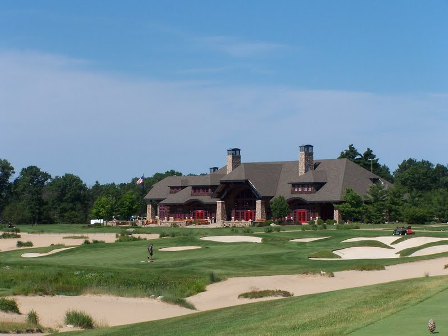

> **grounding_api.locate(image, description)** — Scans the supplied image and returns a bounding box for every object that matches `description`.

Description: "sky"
[0,1,447,185]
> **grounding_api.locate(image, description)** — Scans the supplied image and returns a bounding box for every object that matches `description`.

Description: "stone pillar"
[333,209,342,223]
[256,200,266,220]
[216,201,226,223]
[146,203,155,221]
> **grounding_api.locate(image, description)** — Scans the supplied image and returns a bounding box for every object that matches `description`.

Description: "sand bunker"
[21,247,77,258]
[159,246,201,252]
[330,237,448,260]
[0,232,160,253]
[290,237,329,243]
[200,236,262,243]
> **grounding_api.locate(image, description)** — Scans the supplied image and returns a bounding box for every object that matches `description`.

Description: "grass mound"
[0,298,20,314]
[399,241,448,257]
[65,310,95,329]
[308,250,341,258]
[238,289,293,299]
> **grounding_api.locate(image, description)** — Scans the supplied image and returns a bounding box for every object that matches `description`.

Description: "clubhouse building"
[144,145,390,225]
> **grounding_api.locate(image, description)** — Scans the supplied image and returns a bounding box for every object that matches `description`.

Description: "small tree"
[335,188,366,222]
[271,196,290,221]
[365,183,388,224]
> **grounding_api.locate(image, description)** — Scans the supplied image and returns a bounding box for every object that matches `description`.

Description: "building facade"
[144,146,391,224]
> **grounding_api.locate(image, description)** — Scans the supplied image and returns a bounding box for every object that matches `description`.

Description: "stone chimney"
[299,145,314,176]
[209,167,219,173]
[227,148,241,174]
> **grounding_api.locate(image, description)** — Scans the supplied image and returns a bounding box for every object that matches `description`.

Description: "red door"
[244,210,254,221]
[294,210,308,223]
[194,211,205,220]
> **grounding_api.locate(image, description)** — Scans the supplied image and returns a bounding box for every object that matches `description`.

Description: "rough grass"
[63,235,89,239]
[16,241,33,247]
[0,298,20,314]
[238,289,293,299]
[60,276,448,336]
[344,263,385,271]
[0,321,43,334]
[65,310,95,329]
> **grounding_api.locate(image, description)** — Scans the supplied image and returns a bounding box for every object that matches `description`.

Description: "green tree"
[4,166,51,224]
[0,158,15,215]
[430,189,448,223]
[339,145,393,182]
[45,174,89,223]
[335,188,366,222]
[118,190,139,220]
[365,183,388,223]
[89,195,117,220]
[393,159,437,193]
[271,196,290,220]
[385,186,405,222]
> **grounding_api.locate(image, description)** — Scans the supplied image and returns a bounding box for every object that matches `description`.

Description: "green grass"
[0,298,20,314]
[340,240,394,249]
[65,310,95,329]
[309,250,341,258]
[399,240,448,257]
[238,289,293,299]
[60,276,448,336]
[350,282,448,335]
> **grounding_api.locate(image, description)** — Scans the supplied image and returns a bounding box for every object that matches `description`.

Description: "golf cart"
[393,226,415,235]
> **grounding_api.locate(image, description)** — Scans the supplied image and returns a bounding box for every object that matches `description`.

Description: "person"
[147,244,153,261]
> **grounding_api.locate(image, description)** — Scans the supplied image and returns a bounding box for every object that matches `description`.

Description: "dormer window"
[291,184,315,194]
[191,187,212,196]
[169,187,183,194]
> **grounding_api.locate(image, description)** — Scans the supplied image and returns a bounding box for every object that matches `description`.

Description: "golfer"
[147,244,153,261]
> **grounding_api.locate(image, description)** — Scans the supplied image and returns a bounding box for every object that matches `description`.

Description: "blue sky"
[1,1,447,185]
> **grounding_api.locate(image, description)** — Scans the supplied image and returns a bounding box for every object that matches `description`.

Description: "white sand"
[290,237,329,243]
[0,232,159,253]
[21,247,77,258]
[332,236,448,260]
[200,236,262,243]
[159,246,201,252]
[10,295,193,329]
[188,257,448,311]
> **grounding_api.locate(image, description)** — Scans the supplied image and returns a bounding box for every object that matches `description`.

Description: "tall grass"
[0,298,20,314]
[65,310,95,329]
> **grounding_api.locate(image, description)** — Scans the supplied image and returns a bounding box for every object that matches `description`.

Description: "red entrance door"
[294,210,307,223]
[194,211,205,220]
[244,210,254,221]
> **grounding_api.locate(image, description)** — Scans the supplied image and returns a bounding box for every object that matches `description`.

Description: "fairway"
[350,287,448,335]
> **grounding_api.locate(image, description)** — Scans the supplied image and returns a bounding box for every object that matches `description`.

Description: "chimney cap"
[227,148,241,156]
[299,145,313,153]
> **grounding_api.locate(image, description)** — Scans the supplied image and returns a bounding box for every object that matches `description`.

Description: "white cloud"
[0,50,447,184]
[195,36,288,57]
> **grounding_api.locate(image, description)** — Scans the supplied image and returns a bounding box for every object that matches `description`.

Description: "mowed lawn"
[3,228,448,277]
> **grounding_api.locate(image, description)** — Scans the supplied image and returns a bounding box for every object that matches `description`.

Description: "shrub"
[316,219,324,225]
[242,228,253,233]
[403,207,432,224]
[336,224,360,230]
[264,226,273,233]
[83,240,91,245]
[317,224,326,230]
[238,289,293,299]
[273,226,281,232]
[65,310,95,329]
[27,310,39,325]
[325,219,336,225]
[308,219,315,225]
[91,240,105,244]
[0,298,20,314]
[0,232,21,239]
[16,241,33,247]
[230,228,239,233]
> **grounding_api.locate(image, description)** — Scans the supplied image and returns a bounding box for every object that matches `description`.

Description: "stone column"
[216,201,226,223]
[333,209,342,223]
[256,200,266,220]
[146,203,155,221]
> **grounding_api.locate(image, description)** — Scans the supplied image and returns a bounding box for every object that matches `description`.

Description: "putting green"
[350,286,448,335]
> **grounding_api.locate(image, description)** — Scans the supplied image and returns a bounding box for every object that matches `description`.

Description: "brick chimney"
[299,145,314,176]
[227,148,241,174]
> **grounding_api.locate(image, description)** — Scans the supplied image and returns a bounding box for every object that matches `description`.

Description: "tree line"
[1,144,447,225]
[0,158,181,224]
[336,145,448,224]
